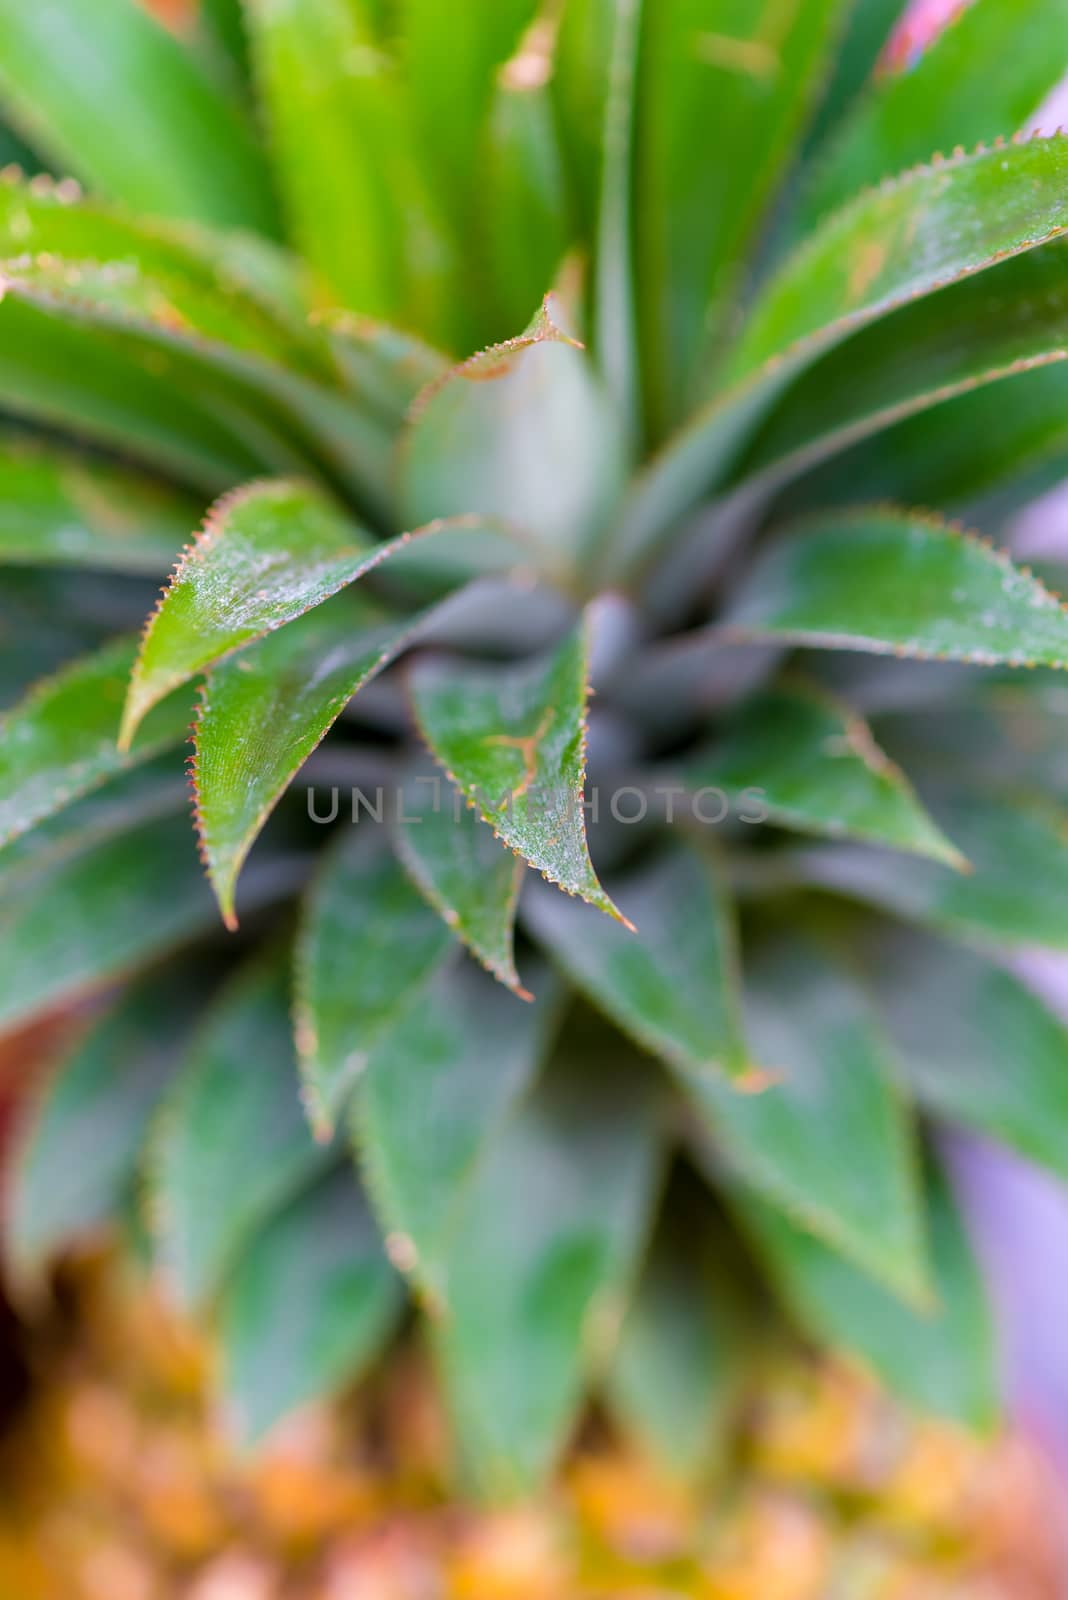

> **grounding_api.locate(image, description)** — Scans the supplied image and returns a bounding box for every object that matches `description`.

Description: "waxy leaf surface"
[615,135,1068,573]
[393,764,526,993]
[688,683,965,864]
[725,509,1068,666]
[410,620,623,921]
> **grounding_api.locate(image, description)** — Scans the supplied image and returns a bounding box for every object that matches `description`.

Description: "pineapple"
[2,0,1068,1575]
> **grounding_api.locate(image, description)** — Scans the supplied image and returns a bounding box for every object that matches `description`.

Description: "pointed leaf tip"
[408,618,623,925]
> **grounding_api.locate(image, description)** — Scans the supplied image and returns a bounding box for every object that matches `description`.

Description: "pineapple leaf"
[685,682,967,866]
[392,763,528,995]
[435,1034,663,1499]
[220,1165,403,1446]
[355,959,559,1300]
[403,0,536,238]
[0,814,225,1036]
[0,442,200,574]
[0,255,397,509]
[0,636,189,849]
[193,592,451,930]
[792,783,1068,950]
[0,0,278,233]
[638,0,847,434]
[316,311,449,425]
[787,360,1068,520]
[723,507,1068,666]
[151,955,331,1310]
[735,242,1068,502]
[688,934,928,1303]
[5,968,197,1283]
[0,758,186,887]
[801,0,902,156]
[294,826,454,1139]
[485,51,572,340]
[0,171,318,368]
[591,0,641,447]
[859,924,1068,1183]
[735,1164,998,1432]
[798,0,1068,232]
[121,482,495,748]
[399,297,625,576]
[408,617,627,924]
[524,844,752,1083]
[606,1192,750,1481]
[244,0,453,336]
[615,133,1068,574]
[0,292,268,491]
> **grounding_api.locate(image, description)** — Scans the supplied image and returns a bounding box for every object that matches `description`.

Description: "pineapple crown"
[2,0,1068,1495]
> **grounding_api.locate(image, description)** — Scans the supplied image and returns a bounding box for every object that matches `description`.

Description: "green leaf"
[785,360,1068,522]
[0,442,198,573]
[0,291,267,491]
[592,0,641,447]
[733,242,1068,502]
[485,61,572,341]
[613,134,1068,575]
[688,934,927,1302]
[0,637,189,850]
[316,311,449,426]
[801,0,902,154]
[524,844,751,1082]
[392,763,527,994]
[0,255,394,510]
[119,480,461,748]
[294,826,453,1139]
[799,0,1068,232]
[220,1165,402,1446]
[606,1193,749,1480]
[735,1167,998,1431]
[859,924,1068,1182]
[0,0,277,233]
[356,959,558,1299]
[0,815,223,1035]
[6,970,196,1280]
[553,0,614,228]
[637,0,847,434]
[0,173,316,370]
[723,507,1068,666]
[193,593,440,930]
[403,0,536,296]
[153,957,329,1309]
[793,784,1068,950]
[0,756,186,887]
[399,298,625,576]
[408,618,624,923]
[687,682,966,866]
[245,0,452,336]
[435,1031,662,1499]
